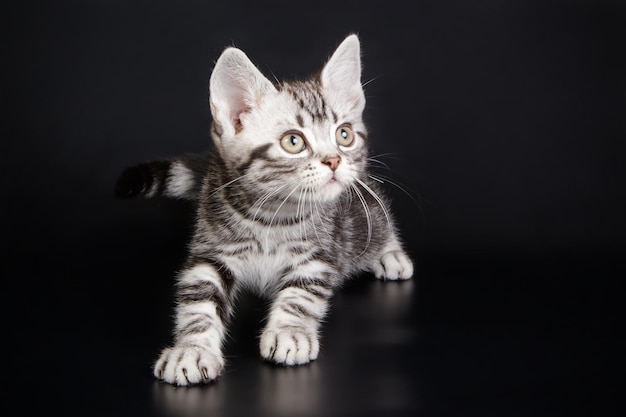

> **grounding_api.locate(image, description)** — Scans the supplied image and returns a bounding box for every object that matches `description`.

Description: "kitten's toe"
[154,344,224,385]
[260,326,319,366]
[373,250,414,280]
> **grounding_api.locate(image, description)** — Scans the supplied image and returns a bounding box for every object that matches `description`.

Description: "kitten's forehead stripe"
[284,81,332,124]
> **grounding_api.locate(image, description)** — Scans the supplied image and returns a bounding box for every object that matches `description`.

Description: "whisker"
[355,178,391,232]
[267,184,300,229]
[296,186,308,241]
[362,75,382,88]
[268,68,280,84]
[307,188,323,246]
[344,183,354,208]
[313,197,333,240]
[350,183,372,255]
[206,173,252,199]
[367,158,392,171]
[251,184,289,221]
[367,153,404,172]
[368,173,435,222]
[372,152,401,160]
[368,152,401,161]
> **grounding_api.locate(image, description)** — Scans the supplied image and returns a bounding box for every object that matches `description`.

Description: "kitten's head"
[208,35,368,207]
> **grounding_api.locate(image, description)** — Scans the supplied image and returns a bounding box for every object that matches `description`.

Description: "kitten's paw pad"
[373,250,414,280]
[260,326,319,366]
[153,344,224,386]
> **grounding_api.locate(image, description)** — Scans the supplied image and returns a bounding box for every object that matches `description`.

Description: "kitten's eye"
[335,125,355,147]
[280,132,306,154]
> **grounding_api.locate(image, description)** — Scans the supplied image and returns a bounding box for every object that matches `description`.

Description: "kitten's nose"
[322,156,341,171]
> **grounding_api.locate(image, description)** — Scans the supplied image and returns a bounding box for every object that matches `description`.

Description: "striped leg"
[260,261,334,366]
[154,262,234,385]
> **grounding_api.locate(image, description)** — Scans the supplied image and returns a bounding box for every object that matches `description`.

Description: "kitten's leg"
[260,261,333,366]
[154,261,234,385]
[370,234,414,280]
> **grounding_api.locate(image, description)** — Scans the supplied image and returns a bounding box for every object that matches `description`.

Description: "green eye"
[280,132,306,154]
[335,125,355,147]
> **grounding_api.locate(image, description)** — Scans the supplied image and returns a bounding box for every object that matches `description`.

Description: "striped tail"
[115,153,210,200]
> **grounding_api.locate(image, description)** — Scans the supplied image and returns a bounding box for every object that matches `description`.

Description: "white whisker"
[307,188,323,246]
[251,184,289,221]
[296,186,307,240]
[367,158,392,172]
[350,183,372,255]
[362,75,382,88]
[207,173,252,199]
[313,197,333,241]
[368,173,434,222]
[355,178,391,232]
[267,184,300,228]
[369,152,401,160]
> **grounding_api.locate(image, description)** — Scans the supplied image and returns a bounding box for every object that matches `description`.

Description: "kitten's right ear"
[209,47,276,138]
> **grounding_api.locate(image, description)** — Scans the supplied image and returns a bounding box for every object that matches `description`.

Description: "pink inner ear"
[233,117,243,133]
[227,93,249,134]
[226,101,248,134]
[223,84,249,128]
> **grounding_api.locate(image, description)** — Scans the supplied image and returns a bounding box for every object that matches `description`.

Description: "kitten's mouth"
[327,176,342,186]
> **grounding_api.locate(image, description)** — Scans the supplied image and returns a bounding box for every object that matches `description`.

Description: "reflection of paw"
[260,325,319,366]
[372,250,414,280]
[153,344,224,386]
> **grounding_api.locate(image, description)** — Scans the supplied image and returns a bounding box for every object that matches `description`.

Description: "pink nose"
[322,156,341,171]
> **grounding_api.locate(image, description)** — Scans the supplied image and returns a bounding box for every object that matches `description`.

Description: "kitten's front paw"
[373,250,414,280]
[154,344,224,386]
[260,325,319,366]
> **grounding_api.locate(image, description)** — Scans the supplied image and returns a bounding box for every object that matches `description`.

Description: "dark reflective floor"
[7,246,620,416]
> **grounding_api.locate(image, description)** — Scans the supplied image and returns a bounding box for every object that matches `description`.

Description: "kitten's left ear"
[321,34,366,114]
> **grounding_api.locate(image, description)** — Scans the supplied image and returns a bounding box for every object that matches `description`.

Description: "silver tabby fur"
[116,35,413,385]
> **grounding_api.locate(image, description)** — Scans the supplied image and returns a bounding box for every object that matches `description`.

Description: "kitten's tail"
[115,153,210,200]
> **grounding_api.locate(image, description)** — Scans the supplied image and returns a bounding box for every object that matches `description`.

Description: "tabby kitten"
[116,35,413,386]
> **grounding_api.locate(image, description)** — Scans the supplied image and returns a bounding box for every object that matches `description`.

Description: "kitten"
[116,35,414,386]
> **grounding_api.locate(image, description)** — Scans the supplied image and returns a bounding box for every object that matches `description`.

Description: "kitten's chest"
[217,222,321,294]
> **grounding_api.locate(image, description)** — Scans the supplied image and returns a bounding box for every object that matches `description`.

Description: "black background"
[4,1,624,416]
